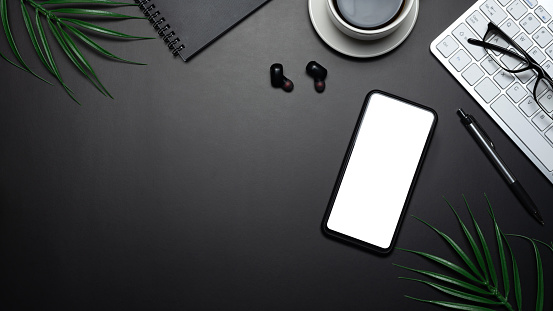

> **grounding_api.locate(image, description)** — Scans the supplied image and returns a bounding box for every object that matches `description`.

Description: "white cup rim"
[327,0,414,35]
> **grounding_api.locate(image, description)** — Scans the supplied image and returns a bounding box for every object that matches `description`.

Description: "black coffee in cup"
[333,0,405,30]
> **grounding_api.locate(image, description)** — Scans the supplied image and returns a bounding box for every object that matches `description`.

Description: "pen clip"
[472,116,495,149]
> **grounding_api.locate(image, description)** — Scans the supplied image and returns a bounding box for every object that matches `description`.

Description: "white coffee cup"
[326,0,414,40]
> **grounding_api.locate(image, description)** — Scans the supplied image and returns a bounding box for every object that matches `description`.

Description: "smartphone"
[323,90,437,254]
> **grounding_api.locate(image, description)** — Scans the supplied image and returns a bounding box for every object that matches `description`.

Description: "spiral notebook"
[137,0,271,61]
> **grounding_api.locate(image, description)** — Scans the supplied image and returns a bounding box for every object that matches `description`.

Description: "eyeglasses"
[468,22,553,119]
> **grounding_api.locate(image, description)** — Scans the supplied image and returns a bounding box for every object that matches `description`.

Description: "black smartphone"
[323,90,437,254]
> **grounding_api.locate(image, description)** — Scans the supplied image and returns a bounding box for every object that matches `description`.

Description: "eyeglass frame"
[468,22,553,118]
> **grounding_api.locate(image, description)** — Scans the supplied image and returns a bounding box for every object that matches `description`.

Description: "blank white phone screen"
[327,93,435,249]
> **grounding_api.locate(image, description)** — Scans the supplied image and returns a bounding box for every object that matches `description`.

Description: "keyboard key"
[546,127,553,143]
[475,77,501,102]
[491,94,553,171]
[527,78,549,95]
[520,13,540,33]
[481,55,501,74]
[546,43,553,59]
[500,19,521,38]
[466,11,488,38]
[488,35,510,56]
[514,32,533,50]
[494,70,515,88]
[497,0,510,5]
[520,96,541,116]
[449,49,472,71]
[542,60,553,77]
[500,49,524,69]
[532,27,553,47]
[507,0,527,20]
[462,63,485,85]
[515,69,534,83]
[535,6,551,23]
[436,35,459,57]
[452,24,486,60]
[532,111,553,130]
[481,0,508,25]
[528,46,546,64]
[522,0,537,9]
[484,33,503,47]
[507,82,527,102]
[539,90,553,112]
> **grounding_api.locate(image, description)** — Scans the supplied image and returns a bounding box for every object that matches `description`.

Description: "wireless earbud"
[270,63,294,92]
[306,61,327,93]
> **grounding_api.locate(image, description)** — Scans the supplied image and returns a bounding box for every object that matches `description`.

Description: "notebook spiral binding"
[135,0,184,56]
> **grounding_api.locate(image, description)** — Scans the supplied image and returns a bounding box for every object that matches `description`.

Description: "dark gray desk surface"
[1,1,551,310]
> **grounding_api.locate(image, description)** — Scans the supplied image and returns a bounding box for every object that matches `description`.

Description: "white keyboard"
[431,0,553,185]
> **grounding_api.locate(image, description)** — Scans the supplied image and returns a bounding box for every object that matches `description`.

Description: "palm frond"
[411,214,485,283]
[507,234,545,311]
[401,277,504,305]
[485,196,510,300]
[1,0,50,83]
[21,0,54,74]
[500,231,522,311]
[47,16,109,98]
[397,247,484,285]
[405,295,497,311]
[41,0,136,5]
[62,22,146,64]
[394,264,491,296]
[1,0,151,104]
[59,18,153,39]
[34,7,78,103]
[396,196,550,311]
[444,196,489,284]
[464,195,498,289]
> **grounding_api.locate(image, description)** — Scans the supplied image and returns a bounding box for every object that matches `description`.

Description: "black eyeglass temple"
[467,38,528,63]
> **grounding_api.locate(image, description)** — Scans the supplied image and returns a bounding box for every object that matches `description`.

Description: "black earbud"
[306,61,327,93]
[270,63,294,92]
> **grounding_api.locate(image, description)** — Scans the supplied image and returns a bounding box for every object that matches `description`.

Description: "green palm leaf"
[530,240,543,311]
[35,7,78,102]
[401,278,503,305]
[1,0,50,83]
[509,235,545,311]
[486,196,510,299]
[62,22,145,64]
[21,0,54,74]
[394,264,491,296]
[60,18,153,39]
[1,0,150,103]
[501,232,522,311]
[464,196,498,288]
[56,21,108,92]
[0,49,23,69]
[396,196,553,311]
[405,296,496,311]
[532,239,553,252]
[0,0,25,71]
[50,8,144,19]
[41,0,136,5]
[445,196,489,283]
[47,17,109,97]
[397,248,483,284]
[412,215,485,282]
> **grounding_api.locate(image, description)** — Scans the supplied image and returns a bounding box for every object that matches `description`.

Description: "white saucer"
[308,0,419,58]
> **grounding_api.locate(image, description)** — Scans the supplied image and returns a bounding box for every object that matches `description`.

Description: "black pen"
[457,109,544,225]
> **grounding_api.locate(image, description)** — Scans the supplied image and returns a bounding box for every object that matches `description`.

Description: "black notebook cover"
[137,0,271,61]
